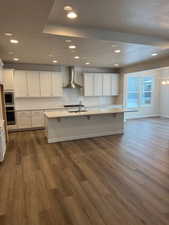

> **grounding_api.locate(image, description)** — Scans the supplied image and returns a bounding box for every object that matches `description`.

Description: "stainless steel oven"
[4,92,14,105]
[6,106,16,125]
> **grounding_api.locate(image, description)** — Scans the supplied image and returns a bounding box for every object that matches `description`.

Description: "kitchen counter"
[15,104,123,112]
[45,108,125,119]
[45,108,125,143]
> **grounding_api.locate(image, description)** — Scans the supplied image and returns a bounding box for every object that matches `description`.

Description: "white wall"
[159,67,169,118]
[124,69,160,119]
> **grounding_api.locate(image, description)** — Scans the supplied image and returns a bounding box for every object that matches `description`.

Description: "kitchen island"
[44,108,125,143]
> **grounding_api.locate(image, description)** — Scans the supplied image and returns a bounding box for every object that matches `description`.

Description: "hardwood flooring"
[1,117,169,225]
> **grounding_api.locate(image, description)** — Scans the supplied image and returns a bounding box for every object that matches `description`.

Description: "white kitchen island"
[44,108,125,143]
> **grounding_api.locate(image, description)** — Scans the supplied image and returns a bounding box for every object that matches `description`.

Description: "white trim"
[160,115,169,119]
[47,130,124,143]
[125,114,160,120]
[0,59,3,67]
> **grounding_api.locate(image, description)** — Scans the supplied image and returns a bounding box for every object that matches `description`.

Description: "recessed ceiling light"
[13,57,19,61]
[74,56,80,59]
[85,62,90,65]
[67,11,78,19]
[152,53,158,56]
[52,60,58,63]
[10,39,19,44]
[114,49,121,53]
[161,81,166,85]
[69,45,76,49]
[114,64,119,67]
[64,6,73,11]
[5,32,13,36]
[65,39,72,43]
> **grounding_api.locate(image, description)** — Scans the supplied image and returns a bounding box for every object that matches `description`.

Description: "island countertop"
[44,108,125,119]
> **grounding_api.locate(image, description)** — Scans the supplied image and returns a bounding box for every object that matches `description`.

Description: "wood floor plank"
[1,118,169,225]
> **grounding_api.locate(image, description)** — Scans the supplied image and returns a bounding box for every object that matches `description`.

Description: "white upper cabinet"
[51,72,63,96]
[84,73,94,96]
[3,69,14,90]
[94,74,103,96]
[111,73,119,96]
[14,69,63,98]
[27,71,40,97]
[40,71,52,97]
[103,74,112,96]
[14,70,28,97]
[84,73,119,97]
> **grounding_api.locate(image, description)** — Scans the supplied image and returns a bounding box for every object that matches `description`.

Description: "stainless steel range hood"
[64,66,82,88]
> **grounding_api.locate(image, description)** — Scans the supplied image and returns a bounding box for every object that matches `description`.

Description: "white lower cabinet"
[32,111,44,127]
[16,111,32,129]
[14,110,45,130]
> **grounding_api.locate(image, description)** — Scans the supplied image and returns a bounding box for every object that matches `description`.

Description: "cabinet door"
[40,71,52,97]
[94,74,103,96]
[103,74,112,96]
[3,69,14,90]
[84,73,94,96]
[112,74,119,96]
[14,70,28,97]
[32,111,44,127]
[27,71,40,97]
[16,111,32,129]
[51,72,63,96]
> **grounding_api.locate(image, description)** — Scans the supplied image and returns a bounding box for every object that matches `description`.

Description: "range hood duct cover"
[64,66,82,88]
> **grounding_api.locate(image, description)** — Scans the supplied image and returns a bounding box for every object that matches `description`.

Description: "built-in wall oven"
[4,92,16,125]
[4,92,14,105]
[6,106,16,125]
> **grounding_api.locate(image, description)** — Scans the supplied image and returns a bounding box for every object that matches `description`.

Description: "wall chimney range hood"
[64,66,82,88]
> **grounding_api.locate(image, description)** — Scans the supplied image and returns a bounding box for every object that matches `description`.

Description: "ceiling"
[1,0,169,68]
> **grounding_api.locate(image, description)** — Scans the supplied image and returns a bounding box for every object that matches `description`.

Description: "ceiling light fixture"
[5,32,13,36]
[114,64,119,67]
[114,49,121,53]
[13,57,19,61]
[69,45,76,49]
[64,6,73,11]
[74,56,80,59]
[10,39,19,44]
[85,62,90,65]
[152,53,158,56]
[52,60,58,63]
[161,81,166,85]
[67,11,78,19]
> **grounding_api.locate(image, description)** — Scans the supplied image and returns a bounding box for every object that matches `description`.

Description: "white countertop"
[15,104,123,111]
[45,108,125,119]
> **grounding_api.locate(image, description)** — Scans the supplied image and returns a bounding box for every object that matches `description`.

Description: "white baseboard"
[160,115,169,119]
[48,130,124,143]
[125,114,160,120]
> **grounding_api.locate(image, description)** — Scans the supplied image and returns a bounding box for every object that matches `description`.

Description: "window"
[126,76,153,108]
[141,77,153,105]
[127,77,139,108]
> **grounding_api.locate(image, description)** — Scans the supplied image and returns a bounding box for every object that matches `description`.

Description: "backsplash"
[15,89,115,110]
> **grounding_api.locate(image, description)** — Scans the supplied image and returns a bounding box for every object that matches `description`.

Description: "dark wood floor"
[1,118,169,225]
